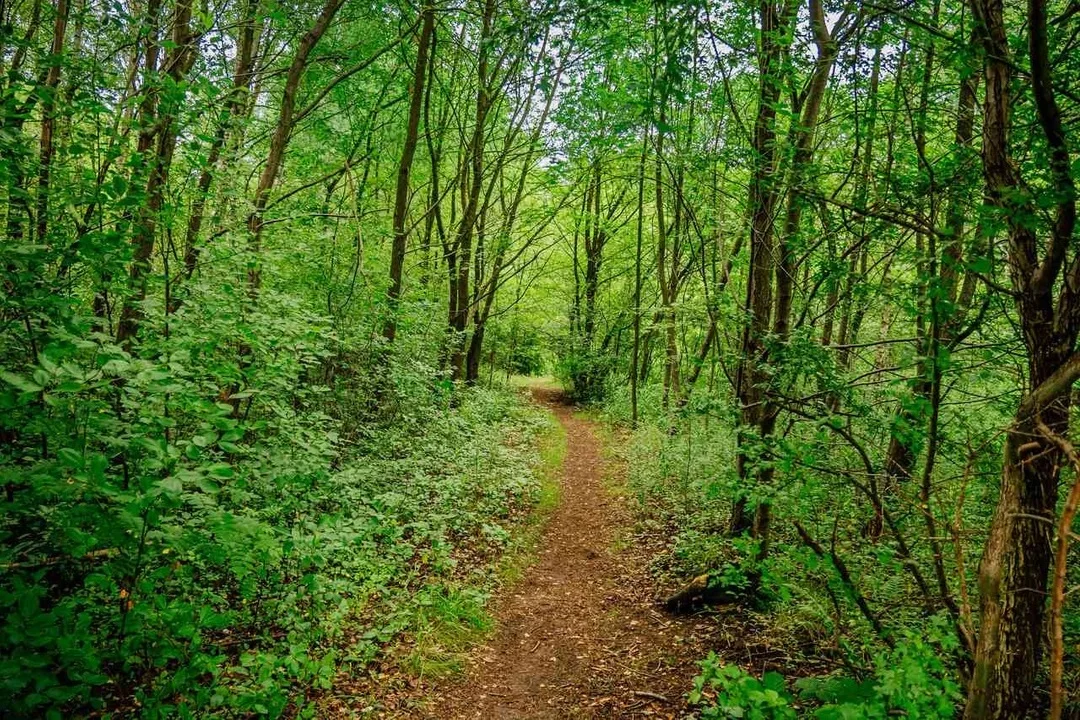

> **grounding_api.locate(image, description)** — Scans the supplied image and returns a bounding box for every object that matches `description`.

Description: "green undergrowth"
[690,626,961,719]
[396,406,565,681]
[399,586,493,680]
[594,386,965,717]
[0,335,555,719]
[501,407,566,579]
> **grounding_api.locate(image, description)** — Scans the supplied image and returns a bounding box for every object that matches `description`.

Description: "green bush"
[691,654,797,719]
[554,339,612,404]
[690,619,962,719]
[0,279,548,717]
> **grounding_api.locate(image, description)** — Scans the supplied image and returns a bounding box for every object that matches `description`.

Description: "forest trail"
[422,387,711,719]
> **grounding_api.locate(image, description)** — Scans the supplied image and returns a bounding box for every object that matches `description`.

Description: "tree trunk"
[246,0,346,294]
[631,130,648,427]
[729,0,795,536]
[462,38,566,384]
[181,0,261,282]
[2,0,44,246]
[583,162,603,348]
[964,0,1080,714]
[384,3,435,342]
[116,0,196,347]
[33,0,69,246]
[448,0,496,381]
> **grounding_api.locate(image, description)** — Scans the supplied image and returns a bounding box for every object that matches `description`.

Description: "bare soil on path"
[420,388,714,719]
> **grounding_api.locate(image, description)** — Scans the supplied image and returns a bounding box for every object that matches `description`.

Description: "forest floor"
[325,385,797,719]
[410,386,716,719]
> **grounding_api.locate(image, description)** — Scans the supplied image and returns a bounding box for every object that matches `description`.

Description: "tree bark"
[463,38,567,384]
[384,3,435,342]
[631,129,648,427]
[728,0,796,536]
[33,0,69,246]
[448,0,496,381]
[583,161,603,349]
[246,0,346,294]
[747,0,843,558]
[116,0,196,346]
[964,0,1080,715]
[879,47,979,497]
[181,0,261,282]
[2,0,44,246]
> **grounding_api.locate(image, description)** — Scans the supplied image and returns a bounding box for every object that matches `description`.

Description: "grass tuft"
[403,586,494,679]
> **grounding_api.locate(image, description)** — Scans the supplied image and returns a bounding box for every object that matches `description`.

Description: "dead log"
[663,571,746,613]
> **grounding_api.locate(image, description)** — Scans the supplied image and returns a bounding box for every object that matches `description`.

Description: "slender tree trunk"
[384,4,435,342]
[247,0,346,294]
[729,0,794,536]
[420,23,441,289]
[34,0,69,246]
[631,130,648,427]
[835,39,902,377]
[464,39,567,384]
[448,0,496,381]
[181,0,260,282]
[116,0,196,346]
[655,101,678,409]
[749,0,846,560]
[583,161,604,349]
[880,66,978,496]
[2,0,44,246]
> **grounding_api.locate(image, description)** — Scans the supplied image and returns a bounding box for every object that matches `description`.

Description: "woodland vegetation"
[4,0,1080,716]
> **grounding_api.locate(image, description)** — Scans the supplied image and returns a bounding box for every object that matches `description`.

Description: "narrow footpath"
[423,388,713,719]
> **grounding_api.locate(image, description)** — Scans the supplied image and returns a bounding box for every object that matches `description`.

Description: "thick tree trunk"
[965,0,1080,714]
[967,377,1069,718]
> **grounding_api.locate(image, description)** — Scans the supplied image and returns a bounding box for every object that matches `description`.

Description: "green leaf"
[159,476,183,496]
[1,371,42,393]
[206,463,234,479]
[57,448,83,468]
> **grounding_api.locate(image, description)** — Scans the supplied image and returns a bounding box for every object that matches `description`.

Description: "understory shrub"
[554,339,612,404]
[691,619,961,718]
[607,379,978,717]
[0,280,549,717]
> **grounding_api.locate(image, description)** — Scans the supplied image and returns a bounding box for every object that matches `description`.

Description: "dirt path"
[422,388,712,719]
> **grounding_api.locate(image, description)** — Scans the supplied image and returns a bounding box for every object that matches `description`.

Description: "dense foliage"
[5,0,1080,716]
[0,0,560,712]
[2,350,548,717]
[547,0,1080,718]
